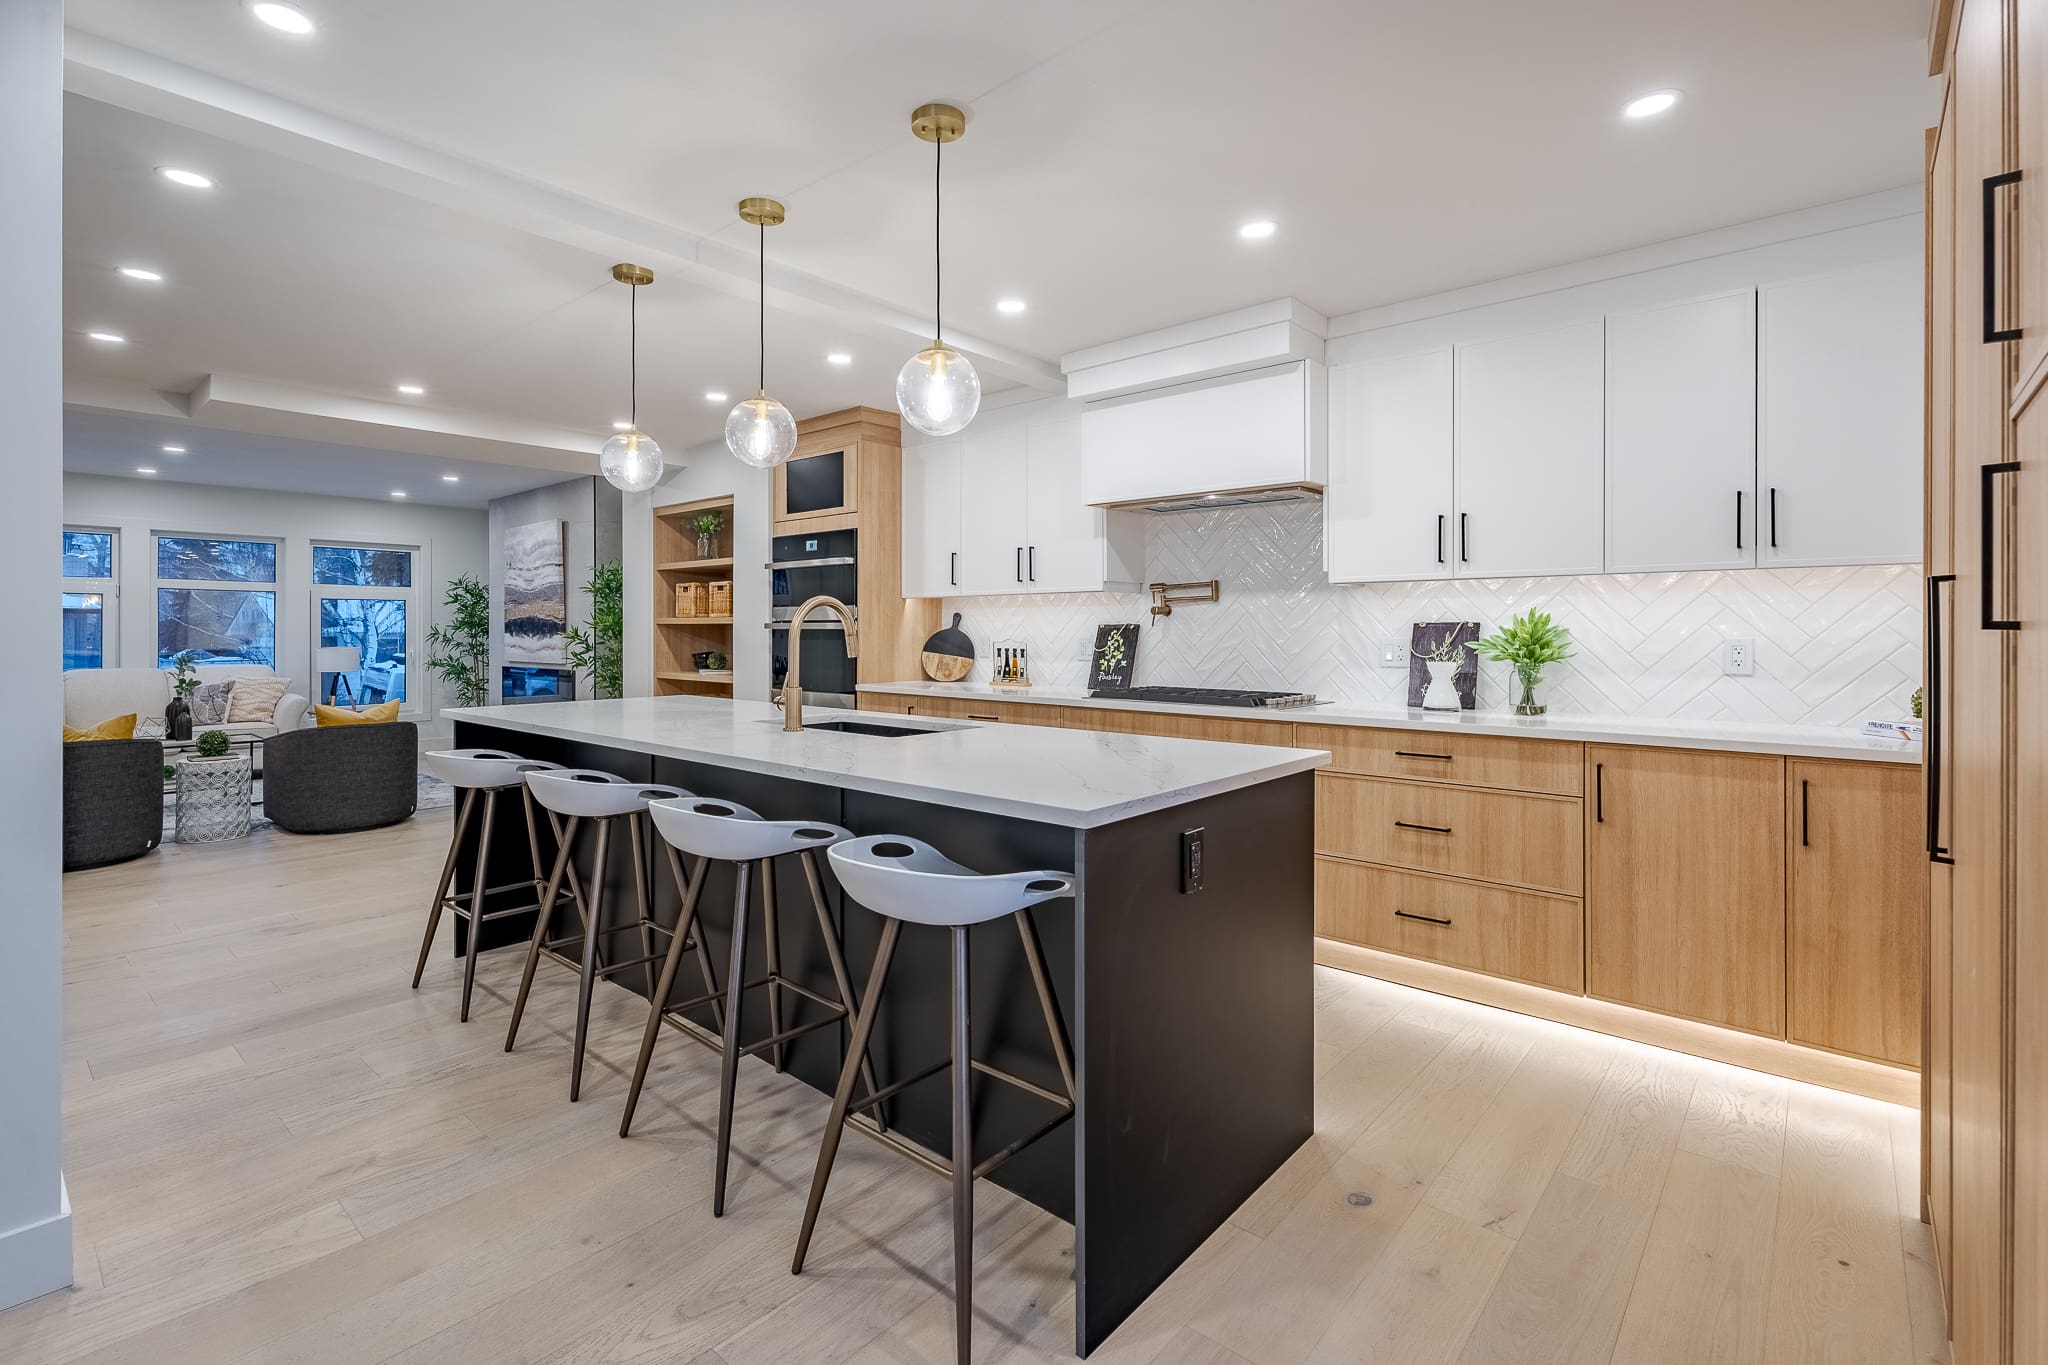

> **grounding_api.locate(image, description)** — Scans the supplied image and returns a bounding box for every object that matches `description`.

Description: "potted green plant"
[165,650,200,740]
[689,510,725,560]
[425,572,492,708]
[563,560,625,700]
[191,728,232,760]
[1474,610,1575,716]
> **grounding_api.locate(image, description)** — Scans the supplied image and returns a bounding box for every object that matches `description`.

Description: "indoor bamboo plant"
[425,572,492,709]
[1474,609,1575,716]
[563,560,625,700]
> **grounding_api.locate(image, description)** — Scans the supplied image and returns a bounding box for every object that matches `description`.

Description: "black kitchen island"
[443,696,1324,1356]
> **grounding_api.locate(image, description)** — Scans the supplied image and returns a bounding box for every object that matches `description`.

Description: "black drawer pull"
[1459,512,1469,563]
[1394,908,1453,927]
[950,551,957,586]
[1984,170,2023,344]
[1394,750,1453,762]
[1800,778,1810,847]
[1983,462,2020,630]
[1595,762,1604,823]
[1394,820,1453,835]
[1735,489,1743,550]
[966,713,1001,722]
[1928,572,1954,864]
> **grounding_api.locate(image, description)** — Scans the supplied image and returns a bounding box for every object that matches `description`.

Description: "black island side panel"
[1072,768,1316,1356]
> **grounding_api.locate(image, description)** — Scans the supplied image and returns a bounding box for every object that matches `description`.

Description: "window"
[313,543,416,706]
[62,528,117,669]
[155,534,279,668]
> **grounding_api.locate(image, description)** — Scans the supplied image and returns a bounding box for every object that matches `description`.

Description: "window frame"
[310,539,420,716]
[62,525,119,670]
[152,529,283,671]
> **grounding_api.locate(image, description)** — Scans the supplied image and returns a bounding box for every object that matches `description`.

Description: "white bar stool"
[793,834,1075,1365]
[415,748,580,1023]
[503,768,692,1101]
[628,795,881,1217]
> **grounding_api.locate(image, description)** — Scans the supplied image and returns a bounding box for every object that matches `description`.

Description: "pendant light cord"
[758,220,767,394]
[628,281,638,429]
[933,135,944,344]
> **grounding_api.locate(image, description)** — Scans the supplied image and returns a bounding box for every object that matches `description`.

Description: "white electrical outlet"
[1380,640,1408,669]
[1722,639,1756,676]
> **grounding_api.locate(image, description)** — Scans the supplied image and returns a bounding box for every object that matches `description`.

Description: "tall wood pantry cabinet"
[1924,1,2048,1361]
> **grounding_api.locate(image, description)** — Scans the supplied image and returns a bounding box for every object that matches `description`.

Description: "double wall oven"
[767,527,858,709]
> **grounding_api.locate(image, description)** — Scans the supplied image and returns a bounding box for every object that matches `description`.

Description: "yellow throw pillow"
[316,700,399,726]
[225,677,289,723]
[63,713,138,743]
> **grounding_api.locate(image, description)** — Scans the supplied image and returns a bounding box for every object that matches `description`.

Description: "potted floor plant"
[563,561,625,700]
[1474,610,1575,716]
[425,573,492,708]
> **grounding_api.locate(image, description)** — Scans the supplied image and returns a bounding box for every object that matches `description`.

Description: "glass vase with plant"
[425,572,492,709]
[689,510,725,561]
[563,560,625,700]
[1474,609,1575,716]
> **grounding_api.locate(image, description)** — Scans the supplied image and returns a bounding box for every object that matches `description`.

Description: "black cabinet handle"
[1436,514,1445,565]
[1983,462,2020,630]
[1016,547,1024,583]
[950,551,958,587]
[1395,908,1453,927]
[1028,546,1036,582]
[1459,513,1469,563]
[1769,488,1778,549]
[1984,170,2023,344]
[1735,490,1744,551]
[1929,572,1955,864]
[1800,779,1810,848]
[1394,750,1453,762]
[1595,762,1604,823]
[966,713,1001,722]
[1394,820,1453,835]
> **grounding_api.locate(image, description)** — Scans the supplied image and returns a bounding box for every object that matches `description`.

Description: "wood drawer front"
[1315,773,1583,895]
[1316,857,1584,993]
[1297,724,1582,795]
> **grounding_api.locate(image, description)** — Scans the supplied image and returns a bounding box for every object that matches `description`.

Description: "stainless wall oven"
[767,528,858,708]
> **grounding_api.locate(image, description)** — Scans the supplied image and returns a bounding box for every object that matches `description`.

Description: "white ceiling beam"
[61,28,1065,393]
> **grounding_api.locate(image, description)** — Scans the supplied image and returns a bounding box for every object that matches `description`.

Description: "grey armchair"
[262,722,419,835]
[63,738,165,871]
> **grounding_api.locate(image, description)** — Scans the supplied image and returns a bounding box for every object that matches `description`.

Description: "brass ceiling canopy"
[610,262,654,287]
[737,197,786,227]
[911,102,966,144]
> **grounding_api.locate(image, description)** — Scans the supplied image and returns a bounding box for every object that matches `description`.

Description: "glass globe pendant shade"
[896,343,980,437]
[599,428,663,493]
[725,392,798,469]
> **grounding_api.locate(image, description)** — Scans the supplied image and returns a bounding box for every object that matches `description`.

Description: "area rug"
[162,770,456,839]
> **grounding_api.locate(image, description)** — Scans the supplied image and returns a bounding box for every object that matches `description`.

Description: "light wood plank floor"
[2,810,1947,1364]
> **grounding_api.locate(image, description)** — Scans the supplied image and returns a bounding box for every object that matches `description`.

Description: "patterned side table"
[174,753,253,843]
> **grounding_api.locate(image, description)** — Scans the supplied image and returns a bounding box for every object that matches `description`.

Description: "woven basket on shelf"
[708,581,733,616]
[673,582,708,618]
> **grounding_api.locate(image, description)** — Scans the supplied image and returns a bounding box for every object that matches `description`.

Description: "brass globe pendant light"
[725,197,798,469]
[896,102,980,437]
[598,263,664,493]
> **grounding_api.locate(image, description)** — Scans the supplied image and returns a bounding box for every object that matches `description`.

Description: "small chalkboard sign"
[1088,623,1142,692]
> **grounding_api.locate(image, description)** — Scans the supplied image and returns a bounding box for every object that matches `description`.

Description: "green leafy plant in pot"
[1474,610,1575,716]
[192,729,232,760]
[563,560,625,700]
[425,573,492,709]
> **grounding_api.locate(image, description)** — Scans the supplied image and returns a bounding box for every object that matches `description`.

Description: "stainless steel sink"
[801,719,946,738]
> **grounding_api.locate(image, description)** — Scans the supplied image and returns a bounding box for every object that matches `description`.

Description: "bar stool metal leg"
[659,842,725,1034]
[412,787,475,989]
[568,818,611,1102]
[619,852,712,1137]
[628,814,658,999]
[949,924,974,1365]
[460,790,499,1023]
[760,857,787,1073]
[504,815,582,1052]
[1014,909,1076,1098]
[797,849,884,1128]
[792,916,902,1272]
[712,859,754,1217]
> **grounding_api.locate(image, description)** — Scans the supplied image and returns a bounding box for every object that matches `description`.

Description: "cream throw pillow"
[225,677,288,723]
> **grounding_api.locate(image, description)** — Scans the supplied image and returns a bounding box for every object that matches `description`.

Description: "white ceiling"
[59,0,1935,496]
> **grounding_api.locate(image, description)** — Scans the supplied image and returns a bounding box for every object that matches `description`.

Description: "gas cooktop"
[1088,686,1319,709]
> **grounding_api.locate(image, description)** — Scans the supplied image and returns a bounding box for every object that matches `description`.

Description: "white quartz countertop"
[442,697,1328,830]
[856,680,1921,766]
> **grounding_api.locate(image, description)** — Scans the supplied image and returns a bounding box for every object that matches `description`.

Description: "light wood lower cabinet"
[1585,745,1787,1036]
[1786,760,1924,1066]
[1315,772,1582,896]
[1293,723,1581,795]
[1315,857,1583,992]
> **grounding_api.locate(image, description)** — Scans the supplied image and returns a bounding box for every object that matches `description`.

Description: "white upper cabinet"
[1022,418,1140,593]
[1453,320,1606,578]
[901,439,961,597]
[1325,349,1455,582]
[1080,363,1326,506]
[1758,256,1923,567]
[956,425,1030,594]
[1605,291,1759,573]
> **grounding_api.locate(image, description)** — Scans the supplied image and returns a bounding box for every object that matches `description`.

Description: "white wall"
[622,438,774,702]
[486,475,619,702]
[63,474,489,744]
[1,0,71,1312]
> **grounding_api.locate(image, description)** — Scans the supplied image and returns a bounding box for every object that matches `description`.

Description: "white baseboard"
[0,1177,73,1312]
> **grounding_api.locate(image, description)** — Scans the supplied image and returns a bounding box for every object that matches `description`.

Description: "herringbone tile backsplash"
[943,501,1922,727]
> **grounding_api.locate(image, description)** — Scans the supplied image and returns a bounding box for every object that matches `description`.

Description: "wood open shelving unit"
[651,494,736,697]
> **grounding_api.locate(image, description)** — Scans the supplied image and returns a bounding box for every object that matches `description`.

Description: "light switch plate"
[1722,639,1756,676]
[1380,640,1408,669]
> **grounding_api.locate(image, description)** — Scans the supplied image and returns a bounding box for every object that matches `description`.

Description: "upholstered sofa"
[262,722,419,835]
[63,738,164,871]
[63,665,308,740]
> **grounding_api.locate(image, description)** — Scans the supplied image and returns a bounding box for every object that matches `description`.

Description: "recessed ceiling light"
[390,490,408,499]
[996,298,1027,315]
[161,444,187,454]
[704,391,728,403]
[1623,89,1681,120]
[248,2,316,35]
[441,474,460,483]
[396,383,425,396]
[87,331,126,344]
[1238,220,1277,240]
[826,352,852,366]
[118,266,164,282]
[136,467,157,475]
[612,420,633,431]
[156,167,214,190]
